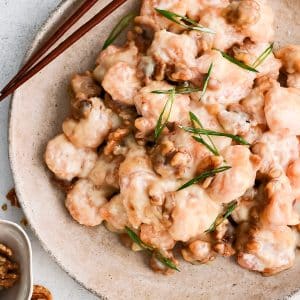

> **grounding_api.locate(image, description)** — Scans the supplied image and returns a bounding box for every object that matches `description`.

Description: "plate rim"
[7,1,300,299]
[8,0,105,298]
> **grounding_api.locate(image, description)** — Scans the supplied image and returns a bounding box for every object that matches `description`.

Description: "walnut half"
[31,285,53,300]
[0,243,19,289]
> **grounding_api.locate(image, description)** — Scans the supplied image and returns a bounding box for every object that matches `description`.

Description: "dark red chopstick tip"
[0,0,128,102]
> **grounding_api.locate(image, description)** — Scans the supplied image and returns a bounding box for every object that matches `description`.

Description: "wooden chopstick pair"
[0,0,128,102]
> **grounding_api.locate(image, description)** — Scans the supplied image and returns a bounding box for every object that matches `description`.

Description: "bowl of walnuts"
[0,219,32,300]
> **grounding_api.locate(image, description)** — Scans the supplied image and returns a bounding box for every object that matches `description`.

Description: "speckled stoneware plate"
[8,1,300,299]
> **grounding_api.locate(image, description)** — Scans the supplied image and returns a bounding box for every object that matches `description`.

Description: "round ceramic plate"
[9,1,300,299]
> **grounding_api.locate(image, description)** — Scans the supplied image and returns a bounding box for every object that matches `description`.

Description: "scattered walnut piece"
[104,128,130,156]
[6,188,20,208]
[0,243,13,258]
[20,218,28,227]
[31,285,53,300]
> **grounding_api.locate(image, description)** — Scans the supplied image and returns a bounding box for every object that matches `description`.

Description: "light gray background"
[0,1,299,300]
[0,1,98,299]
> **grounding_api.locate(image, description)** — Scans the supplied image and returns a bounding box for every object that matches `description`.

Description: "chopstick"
[1,0,99,94]
[0,0,128,102]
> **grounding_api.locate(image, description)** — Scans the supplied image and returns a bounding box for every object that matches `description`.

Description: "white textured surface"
[0,1,98,299]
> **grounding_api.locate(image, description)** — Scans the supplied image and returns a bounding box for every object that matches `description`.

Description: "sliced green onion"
[189,112,219,156]
[177,166,231,191]
[179,126,250,146]
[152,86,200,95]
[252,43,274,68]
[215,49,259,73]
[125,227,153,251]
[125,227,179,271]
[192,136,219,156]
[155,9,215,34]
[154,88,175,141]
[201,63,213,99]
[154,251,180,271]
[205,200,238,233]
[102,12,136,50]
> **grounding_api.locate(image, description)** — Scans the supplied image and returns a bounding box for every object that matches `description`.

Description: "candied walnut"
[213,242,235,257]
[0,244,19,289]
[211,221,236,257]
[104,93,137,126]
[104,128,131,156]
[31,285,52,300]
[71,99,93,120]
[128,17,159,53]
[0,243,13,258]
[196,155,223,175]
[149,250,178,275]
[169,63,194,82]
[151,138,192,179]
[182,240,216,264]
[151,124,213,180]
[71,72,101,100]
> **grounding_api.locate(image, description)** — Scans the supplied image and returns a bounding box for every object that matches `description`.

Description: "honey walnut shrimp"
[44,0,300,275]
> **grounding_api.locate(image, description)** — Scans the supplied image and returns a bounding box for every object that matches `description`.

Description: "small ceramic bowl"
[0,219,32,300]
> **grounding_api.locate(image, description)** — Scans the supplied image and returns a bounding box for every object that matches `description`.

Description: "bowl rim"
[0,219,33,300]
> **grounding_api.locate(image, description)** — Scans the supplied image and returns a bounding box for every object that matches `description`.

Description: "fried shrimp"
[45,134,97,181]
